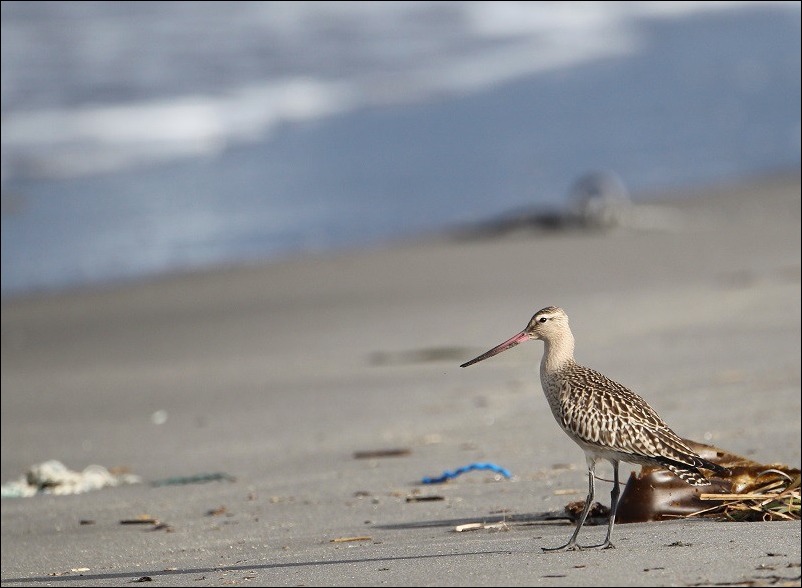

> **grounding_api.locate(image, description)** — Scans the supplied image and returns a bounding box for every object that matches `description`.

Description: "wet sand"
[1,172,800,586]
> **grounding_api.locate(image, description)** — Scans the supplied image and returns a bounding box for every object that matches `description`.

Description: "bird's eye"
[539,317,547,323]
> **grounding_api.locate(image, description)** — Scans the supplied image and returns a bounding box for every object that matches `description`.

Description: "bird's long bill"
[460,331,529,368]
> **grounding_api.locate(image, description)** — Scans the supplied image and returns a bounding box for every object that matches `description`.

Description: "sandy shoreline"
[2,172,800,586]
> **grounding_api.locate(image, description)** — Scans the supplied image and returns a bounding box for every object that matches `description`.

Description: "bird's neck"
[540,332,576,374]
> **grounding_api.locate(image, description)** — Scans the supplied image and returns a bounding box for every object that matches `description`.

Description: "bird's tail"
[660,457,729,487]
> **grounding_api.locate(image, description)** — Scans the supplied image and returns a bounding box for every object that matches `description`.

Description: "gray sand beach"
[1,173,800,586]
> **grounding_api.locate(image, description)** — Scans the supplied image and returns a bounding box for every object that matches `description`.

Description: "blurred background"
[2,1,800,299]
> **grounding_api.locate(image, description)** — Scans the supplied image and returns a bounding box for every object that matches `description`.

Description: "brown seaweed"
[616,439,800,523]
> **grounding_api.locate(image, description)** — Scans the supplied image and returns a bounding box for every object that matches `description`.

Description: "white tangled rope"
[1,460,141,498]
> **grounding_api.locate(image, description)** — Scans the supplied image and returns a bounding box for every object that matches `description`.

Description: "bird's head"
[460,306,569,368]
[523,306,570,341]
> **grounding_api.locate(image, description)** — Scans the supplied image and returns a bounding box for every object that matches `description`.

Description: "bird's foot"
[542,540,615,552]
[542,542,583,552]
[584,540,615,550]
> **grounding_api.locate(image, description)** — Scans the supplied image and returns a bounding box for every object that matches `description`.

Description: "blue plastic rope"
[421,462,512,484]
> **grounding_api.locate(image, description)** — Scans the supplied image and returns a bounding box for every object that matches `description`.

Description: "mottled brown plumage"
[461,306,726,551]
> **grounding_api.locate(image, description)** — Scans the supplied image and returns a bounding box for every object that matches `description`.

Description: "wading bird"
[461,306,726,551]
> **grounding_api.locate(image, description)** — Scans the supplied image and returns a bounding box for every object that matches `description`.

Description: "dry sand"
[1,172,800,587]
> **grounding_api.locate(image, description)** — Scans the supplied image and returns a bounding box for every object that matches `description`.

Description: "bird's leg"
[543,458,596,552]
[586,459,619,550]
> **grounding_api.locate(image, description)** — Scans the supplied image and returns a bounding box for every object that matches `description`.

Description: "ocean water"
[1,1,800,298]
